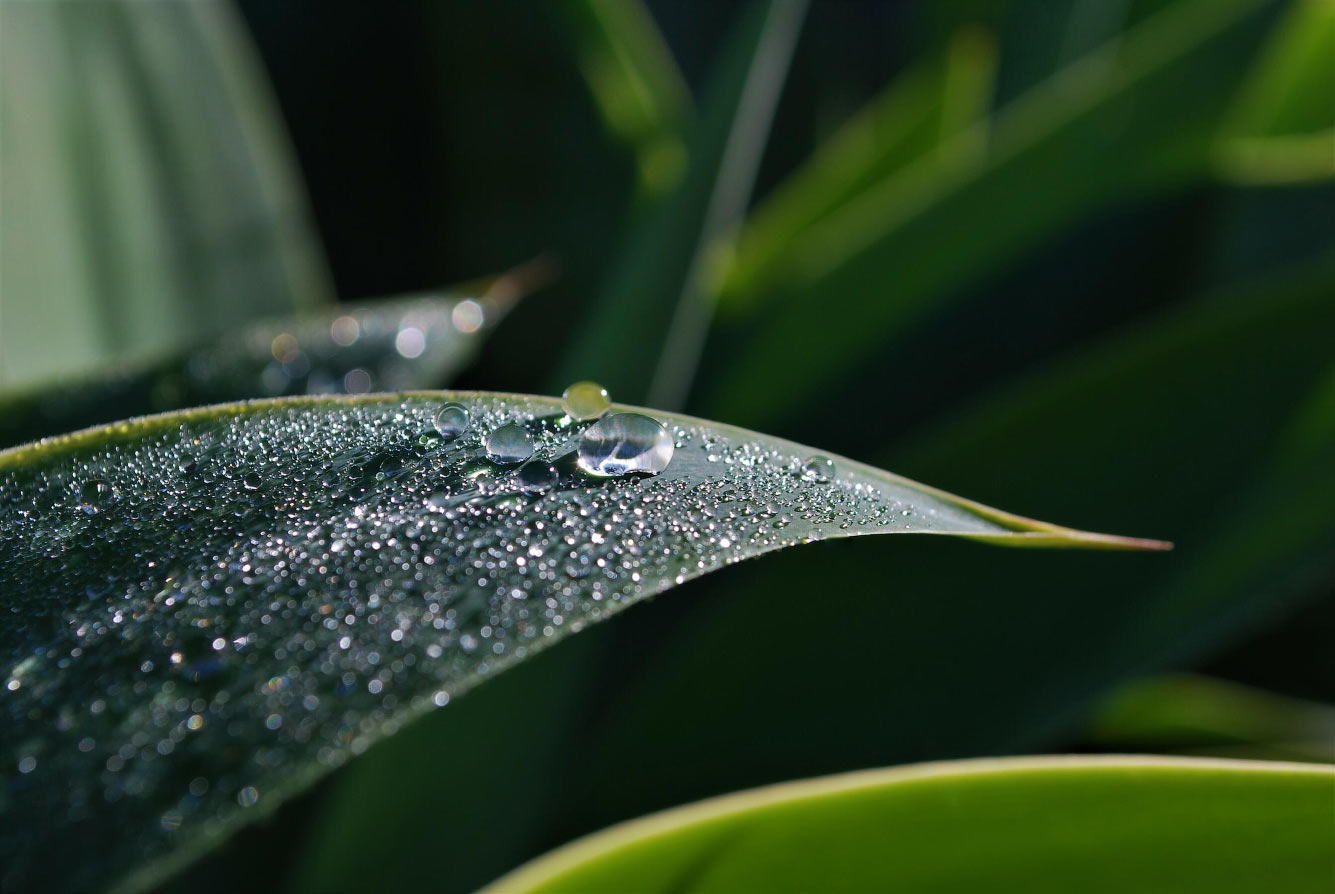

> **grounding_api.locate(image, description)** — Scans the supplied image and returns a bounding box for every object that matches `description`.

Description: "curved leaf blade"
[486,756,1335,893]
[0,294,503,450]
[0,394,1160,892]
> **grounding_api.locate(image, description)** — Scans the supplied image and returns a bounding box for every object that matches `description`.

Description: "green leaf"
[1089,674,1335,763]
[0,0,332,387]
[0,294,503,449]
[704,0,1278,426]
[1215,0,1335,184]
[550,0,807,407]
[485,756,1335,893]
[557,0,691,194]
[715,25,998,313]
[0,393,1159,893]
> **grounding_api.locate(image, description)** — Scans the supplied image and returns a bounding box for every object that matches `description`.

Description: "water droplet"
[485,423,535,464]
[516,460,557,494]
[562,381,611,420]
[79,479,115,515]
[242,472,263,491]
[577,413,673,477]
[802,456,835,483]
[434,403,469,439]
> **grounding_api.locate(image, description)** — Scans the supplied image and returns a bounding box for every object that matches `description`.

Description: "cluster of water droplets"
[0,386,985,891]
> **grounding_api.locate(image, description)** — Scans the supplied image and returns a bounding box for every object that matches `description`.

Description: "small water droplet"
[802,456,835,483]
[242,472,263,491]
[562,381,611,420]
[79,479,115,515]
[516,460,557,494]
[577,413,673,477]
[434,403,469,439]
[485,422,535,464]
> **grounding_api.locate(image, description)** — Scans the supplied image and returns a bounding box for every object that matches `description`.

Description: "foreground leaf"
[0,393,1159,892]
[486,756,1335,893]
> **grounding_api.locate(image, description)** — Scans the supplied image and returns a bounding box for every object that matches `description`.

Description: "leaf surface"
[486,756,1335,894]
[0,393,1158,893]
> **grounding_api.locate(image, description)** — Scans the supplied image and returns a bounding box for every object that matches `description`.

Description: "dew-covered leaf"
[0,294,501,449]
[485,756,1335,894]
[0,393,1162,892]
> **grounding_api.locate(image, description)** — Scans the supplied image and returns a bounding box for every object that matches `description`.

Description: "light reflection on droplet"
[577,413,673,477]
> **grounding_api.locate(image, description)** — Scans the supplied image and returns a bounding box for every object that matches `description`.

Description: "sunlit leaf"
[487,756,1335,893]
[0,393,1160,892]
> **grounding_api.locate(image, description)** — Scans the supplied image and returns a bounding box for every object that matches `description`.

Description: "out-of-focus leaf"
[0,0,332,387]
[0,295,504,449]
[487,757,1335,894]
[715,26,997,314]
[1215,0,1335,183]
[557,0,691,194]
[1089,674,1335,763]
[550,0,807,407]
[1222,0,1335,139]
[705,0,1277,426]
[0,393,1156,893]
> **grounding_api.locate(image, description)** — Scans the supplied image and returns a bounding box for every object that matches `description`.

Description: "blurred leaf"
[1222,0,1335,139]
[1214,0,1335,183]
[0,294,507,449]
[557,0,691,194]
[487,757,1335,893]
[0,0,332,388]
[0,393,1155,893]
[716,26,997,314]
[1090,673,1335,763]
[550,0,807,407]
[705,0,1278,426]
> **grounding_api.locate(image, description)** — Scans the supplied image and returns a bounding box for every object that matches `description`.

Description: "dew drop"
[516,460,558,494]
[485,422,535,464]
[79,479,115,515]
[802,456,835,483]
[242,472,263,491]
[562,381,611,420]
[434,403,469,439]
[577,413,673,477]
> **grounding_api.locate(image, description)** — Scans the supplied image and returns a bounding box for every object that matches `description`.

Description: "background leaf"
[0,0,332,387]
[703,0,1277,425]
[488,757,1335,893]
[0,292,512,450]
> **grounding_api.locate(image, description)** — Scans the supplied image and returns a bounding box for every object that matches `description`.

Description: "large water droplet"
[562,381,611,420]
[485,423,535,464]
[802,456,835,483]
[434,403,469,439]
[516,460,557,494]
[79,479,115,515]
[577,413,673,477]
